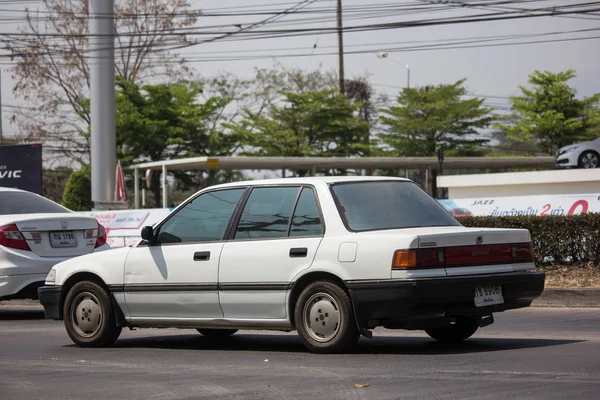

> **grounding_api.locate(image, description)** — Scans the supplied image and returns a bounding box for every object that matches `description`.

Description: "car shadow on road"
[108,333,584,355]
[0,308,45,320]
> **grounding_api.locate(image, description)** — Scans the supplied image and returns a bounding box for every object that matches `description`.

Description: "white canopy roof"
[128,156,555,172]
[127,155,555,209]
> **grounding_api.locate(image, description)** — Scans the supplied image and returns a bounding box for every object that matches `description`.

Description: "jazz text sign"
[438,194,600,217]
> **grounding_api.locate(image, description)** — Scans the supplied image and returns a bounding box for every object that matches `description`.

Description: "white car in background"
[0,187,109,301]
[556,137,600,168]
[38,177,545,353]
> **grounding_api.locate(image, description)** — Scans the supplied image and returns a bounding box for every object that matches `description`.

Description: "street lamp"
[376,52,410,89]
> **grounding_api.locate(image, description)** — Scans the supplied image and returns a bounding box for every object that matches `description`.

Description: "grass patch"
[541,264,600,288]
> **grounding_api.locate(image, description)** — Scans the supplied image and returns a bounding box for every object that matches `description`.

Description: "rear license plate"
[474,285,504,307]
[50,231,78,248]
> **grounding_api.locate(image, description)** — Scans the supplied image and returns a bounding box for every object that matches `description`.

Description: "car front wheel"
[578,151,600,169]
[63,281,122,347]
[294,280,360,354]
[425,317,479,342]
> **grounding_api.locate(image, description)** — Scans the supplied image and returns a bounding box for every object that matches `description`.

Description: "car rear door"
[218,186,324,320]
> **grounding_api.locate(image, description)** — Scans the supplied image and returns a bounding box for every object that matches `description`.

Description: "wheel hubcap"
[303,293,341,343]
[70,292,103,338]
[582,153,598,168]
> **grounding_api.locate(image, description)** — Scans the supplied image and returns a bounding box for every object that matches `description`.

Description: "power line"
[1,2,599,39]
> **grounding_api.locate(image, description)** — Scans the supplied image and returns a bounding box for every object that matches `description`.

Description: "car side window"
[234,186,300,240]
[157,188,244,244]
[290,188,324,237]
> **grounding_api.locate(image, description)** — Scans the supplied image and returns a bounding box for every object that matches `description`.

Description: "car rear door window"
[157,188,244,244]
[290,188,323,237]
[234,186,300,239]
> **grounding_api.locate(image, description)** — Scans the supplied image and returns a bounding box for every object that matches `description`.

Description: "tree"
[113,79,235,206]
[43,167,74,203]
[496,70,600,154]
[227,89,371,175]
[62,166,92,211]
[378,80,493,156]
[585,105,600,139]
[3,0,198,164]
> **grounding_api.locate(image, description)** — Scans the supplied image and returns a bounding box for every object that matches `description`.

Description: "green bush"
[459,215,600,267]
[61,166,92,211]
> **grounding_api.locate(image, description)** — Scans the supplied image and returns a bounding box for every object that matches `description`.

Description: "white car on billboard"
[556,137,600,169]
[0,187,110,301]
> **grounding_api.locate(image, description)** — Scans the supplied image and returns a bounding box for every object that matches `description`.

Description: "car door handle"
[289,247,308,258]
[193,251,211,261]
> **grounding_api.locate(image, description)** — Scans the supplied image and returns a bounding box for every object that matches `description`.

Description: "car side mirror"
[141,226,156,244]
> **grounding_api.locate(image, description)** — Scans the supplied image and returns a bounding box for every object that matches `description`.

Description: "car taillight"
[0,224,31,251]
[392,242,535,270]
[95,222,107,248]
[512,243,534,263]
[392,248,445,269]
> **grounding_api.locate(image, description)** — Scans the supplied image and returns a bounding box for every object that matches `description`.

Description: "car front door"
[123,187,246,321]
[219,186,325,320]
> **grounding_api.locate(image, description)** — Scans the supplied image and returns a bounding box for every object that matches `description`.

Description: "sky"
[1,0,600,143]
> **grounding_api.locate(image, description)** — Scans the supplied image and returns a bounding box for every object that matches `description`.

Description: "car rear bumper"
[0,273,48,300]
[37,285,62,320]
[346,271,545,328]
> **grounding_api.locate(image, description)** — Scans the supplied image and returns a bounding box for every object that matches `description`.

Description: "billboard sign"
[438,194,600,217]
[0,144,43,194]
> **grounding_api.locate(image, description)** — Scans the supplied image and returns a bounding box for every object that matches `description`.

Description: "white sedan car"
[556,137,600,168]
[38,177,545,353]
[0,187,109,301]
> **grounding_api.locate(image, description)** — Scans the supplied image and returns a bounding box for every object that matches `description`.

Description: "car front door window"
[157,188,245,244]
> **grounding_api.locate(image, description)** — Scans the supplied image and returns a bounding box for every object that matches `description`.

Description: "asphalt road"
[0,306,599,400]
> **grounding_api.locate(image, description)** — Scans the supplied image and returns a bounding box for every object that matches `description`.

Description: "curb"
[532,288,600,308]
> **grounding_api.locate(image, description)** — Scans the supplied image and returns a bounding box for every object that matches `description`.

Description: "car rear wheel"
[196,328,238,338]
[294,280,360,354]
[63,281,122,347]
[425,317,478,342]
[578,151,600,169]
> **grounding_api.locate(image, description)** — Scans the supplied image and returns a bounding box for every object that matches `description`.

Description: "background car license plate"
[474,285,504,307]
[50,231,78,248]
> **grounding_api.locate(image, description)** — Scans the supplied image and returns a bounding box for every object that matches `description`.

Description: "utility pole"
[89,0,116,206]
[336,0,345,94]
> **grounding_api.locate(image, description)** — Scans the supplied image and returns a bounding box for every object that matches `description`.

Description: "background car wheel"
[425,317,478,342]
[578,151,600,169]
[63,281,122,347]
[294,280,360,354]
[196,328,238,338]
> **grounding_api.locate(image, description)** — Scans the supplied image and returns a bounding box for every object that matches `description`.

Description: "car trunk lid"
[11,214,99,257]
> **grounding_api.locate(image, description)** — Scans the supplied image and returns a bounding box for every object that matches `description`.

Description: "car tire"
[425,317,478,342]
[196,328,238,338]
[578,151,600,169]
[63,281,122,347]
[294,280,360,354]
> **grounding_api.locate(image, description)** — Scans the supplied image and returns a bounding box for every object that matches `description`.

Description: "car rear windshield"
[0,192,69,215]
[330,181,461,232]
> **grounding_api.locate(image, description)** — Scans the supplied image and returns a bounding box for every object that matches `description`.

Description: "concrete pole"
[0,71,3,145]
[89,0,116,205]
[162,164,168,208]
[134,168,139,209]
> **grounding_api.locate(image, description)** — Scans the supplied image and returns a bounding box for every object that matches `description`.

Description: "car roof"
[207,176,411,190]
[0,186,24,193]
